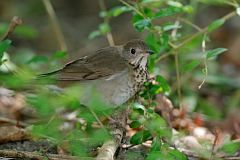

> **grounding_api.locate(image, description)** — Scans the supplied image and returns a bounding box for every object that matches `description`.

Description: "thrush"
[41,39,153,106]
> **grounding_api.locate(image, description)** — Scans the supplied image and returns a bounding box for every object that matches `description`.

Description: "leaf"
[0,39,11,60]
[99,23,110,34]
[168,149,188,160]
[143,8,154,18]
[146,151,164,160]
[109,6,130,17]
[167,1,183,7]
[133,18,151,32]
[99,11,107,18]
[154,6,183,19]
[182,60,200,72]
[147,149,187,160]
[129,121,142,129]
[146,114,171,138]
[52,51,67,59]
[205,48,227,59]
[156,75,171,94]
[130,130,151,145]
[207,19,225,32]
[132,103,146,114]
[162,23,181,32]
[145,33,161,53]
[220,141,240,155]
[88,30,101,39]
[150,137,161,152]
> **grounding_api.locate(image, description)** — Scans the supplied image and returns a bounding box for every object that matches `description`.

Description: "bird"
[40,39,153,106]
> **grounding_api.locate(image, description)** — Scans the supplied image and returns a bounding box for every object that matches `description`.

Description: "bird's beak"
[146,50,154,55]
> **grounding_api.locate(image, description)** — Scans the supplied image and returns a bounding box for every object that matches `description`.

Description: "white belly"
[78,70,135,106]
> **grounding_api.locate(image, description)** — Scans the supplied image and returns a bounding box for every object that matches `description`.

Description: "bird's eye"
[130,48,136,54]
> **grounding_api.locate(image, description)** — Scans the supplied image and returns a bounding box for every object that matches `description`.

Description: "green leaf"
[133,18,151,32]
[182,60,200,72]
[163,23,181,32]
[167,1,183,7]
[207,19,225,32]
[0,39,11,60]
[132,103,146,114]
[205,48,227,59]
[146,114,171,138]
[130,130,151,145]
[145,33,161,53]
[143,8,154,18]
[220,141,240,155]
[150,137,161,152]
[129,120,142,129]
[154,6,183,19]
[99,23,110,34]
[88,30,101,39]
[99,11,107,18]
[147,149,187,160]
[156,75,171,94]
[52,51,67,59]
[168,149,188,160]
[109,6,130,17]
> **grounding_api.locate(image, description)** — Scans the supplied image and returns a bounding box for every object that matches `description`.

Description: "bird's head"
[122,39,153,68]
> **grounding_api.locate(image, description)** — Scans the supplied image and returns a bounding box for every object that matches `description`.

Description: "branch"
[96,109,128,160]
[0,116,28,127]
[0,150,80,160]
[1,16,22,41]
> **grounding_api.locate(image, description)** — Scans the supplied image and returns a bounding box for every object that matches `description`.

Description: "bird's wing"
[42,46,128,81]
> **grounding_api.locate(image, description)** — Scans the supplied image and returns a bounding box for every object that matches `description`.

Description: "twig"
[42,0,68,51]
[87,106,105,129]
[174,50,182,109]
[118,0,146,18]
[171,20,182,109]
[96,140,118,160]
[178,17,202,32]
[210,129,220,160]
[0,149,84,160]
[96,109,128,160]
[98,0,115,46]
[198,33,208,89]
[0,116,28,127]
[1,16,22,41]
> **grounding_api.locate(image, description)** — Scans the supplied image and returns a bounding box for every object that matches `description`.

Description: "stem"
[178,17,202,32]
[1,16,22,41]
[198,33,208,89]
[98,0,115,46]
[174,50,182,108]
[119,0,146,18]
[88,106,105,129]
[42,0,68,51]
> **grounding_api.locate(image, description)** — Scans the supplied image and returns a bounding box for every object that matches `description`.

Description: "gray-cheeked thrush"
[42,39,153,106]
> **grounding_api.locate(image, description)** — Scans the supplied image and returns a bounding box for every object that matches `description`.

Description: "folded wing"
[41,46,128,81]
